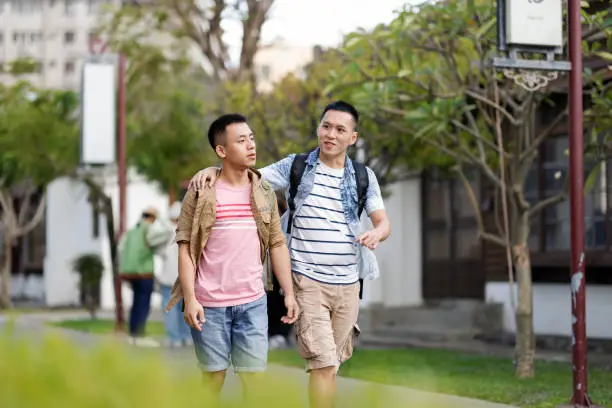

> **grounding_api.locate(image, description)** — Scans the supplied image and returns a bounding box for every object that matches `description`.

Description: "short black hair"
[320,100,359,128]
[207,113,247,150]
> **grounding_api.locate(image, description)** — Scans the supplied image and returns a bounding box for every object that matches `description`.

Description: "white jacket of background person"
[151,202,181,287]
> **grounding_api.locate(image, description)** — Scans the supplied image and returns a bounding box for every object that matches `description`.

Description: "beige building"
[0,0,120,89]
[253,39,316,92]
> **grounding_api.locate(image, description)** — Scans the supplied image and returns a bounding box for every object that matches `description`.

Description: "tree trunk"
[513,213,535,378]
[85,290,96,320]
[0,237,13,309]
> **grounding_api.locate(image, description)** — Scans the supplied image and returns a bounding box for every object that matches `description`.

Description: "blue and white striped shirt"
[290,162,358,284]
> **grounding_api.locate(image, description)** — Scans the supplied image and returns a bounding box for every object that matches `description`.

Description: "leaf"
[475,18,495,39]
[397,69,412,78]
[584,164,601,196]
[595,51,612,61]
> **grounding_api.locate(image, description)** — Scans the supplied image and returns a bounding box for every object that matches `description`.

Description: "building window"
[12,31,42,46]
[526,134,610,252]
[64,60,75,74]
[12,0,42,14]
[64,31,75,44]
[423,169,480,261]
[65,0,77,16]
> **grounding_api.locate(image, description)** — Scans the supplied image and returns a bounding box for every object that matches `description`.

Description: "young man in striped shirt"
[189,101,391,408]
[173,114,298,399]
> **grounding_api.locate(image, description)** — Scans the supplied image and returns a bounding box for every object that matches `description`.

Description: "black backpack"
[286,152,369,299]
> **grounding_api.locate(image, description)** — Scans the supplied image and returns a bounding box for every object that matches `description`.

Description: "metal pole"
[114,53,127,331]
[567,0,589,405]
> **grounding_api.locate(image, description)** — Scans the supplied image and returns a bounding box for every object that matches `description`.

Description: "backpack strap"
[353,161,369,219]
[352,161,369,300]
[286,153,309,233]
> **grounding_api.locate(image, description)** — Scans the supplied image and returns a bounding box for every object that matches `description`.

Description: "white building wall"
[486,282,612,339]
[44,168,168,310]
[361,178,423,308]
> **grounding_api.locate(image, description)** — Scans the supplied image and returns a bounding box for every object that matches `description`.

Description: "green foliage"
[72,253,104,289]
[5,58,40,76]
[127,73,217,191]
[0,82,79,188]
[72,254,104,319]
[0,331,403,408]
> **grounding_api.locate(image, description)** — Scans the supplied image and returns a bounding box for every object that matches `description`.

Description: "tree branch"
[15,194,46,238]
[17,186,35,226]
[520,107,568,162]
[455,166,506,247]
[528,191,566,217]
[465,89,520,126]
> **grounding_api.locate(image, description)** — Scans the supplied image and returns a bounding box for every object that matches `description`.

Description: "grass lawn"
[47,319,611,408]
[269,348,612,408]
[49,318,165,336]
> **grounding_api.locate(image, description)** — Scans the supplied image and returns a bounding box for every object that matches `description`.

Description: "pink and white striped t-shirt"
[195,180,264,307]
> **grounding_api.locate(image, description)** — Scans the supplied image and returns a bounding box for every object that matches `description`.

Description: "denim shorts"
[190,295,268,373]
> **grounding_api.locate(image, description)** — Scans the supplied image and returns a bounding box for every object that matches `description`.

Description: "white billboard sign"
[506,0,563,48]
[80,59,117,165]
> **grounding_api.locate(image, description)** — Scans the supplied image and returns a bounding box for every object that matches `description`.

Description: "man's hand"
[183,297,205,331]
[281,293,299,324]
[187,167,219,191]
[356,228,383,250]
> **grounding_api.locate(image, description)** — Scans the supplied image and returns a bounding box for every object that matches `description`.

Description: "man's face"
[316,110,358,157]
[215,122,256,168]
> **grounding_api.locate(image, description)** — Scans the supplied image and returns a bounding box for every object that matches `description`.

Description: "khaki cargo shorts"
[292,273,361,372]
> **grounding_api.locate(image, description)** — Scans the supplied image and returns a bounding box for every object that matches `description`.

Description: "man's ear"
[350,131,358,146]
[215,145,226,159]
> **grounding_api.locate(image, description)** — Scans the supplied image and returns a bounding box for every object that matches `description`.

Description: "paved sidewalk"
[1,310,517,408]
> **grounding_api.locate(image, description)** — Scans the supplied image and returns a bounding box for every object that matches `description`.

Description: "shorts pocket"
[294,315,317,359]
[339,324,361,364]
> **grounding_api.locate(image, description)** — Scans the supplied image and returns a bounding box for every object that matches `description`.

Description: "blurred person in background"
[119,206,173,347]
[153,201,193,348]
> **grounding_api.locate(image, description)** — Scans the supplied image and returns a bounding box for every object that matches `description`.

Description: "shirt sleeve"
[259,154,295,192]
[268,191,287,249]
[365,167,385,216]
[175,189,196,243]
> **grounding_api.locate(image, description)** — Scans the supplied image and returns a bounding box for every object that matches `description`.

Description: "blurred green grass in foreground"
[0,323,435,408]
[33,318,612,408]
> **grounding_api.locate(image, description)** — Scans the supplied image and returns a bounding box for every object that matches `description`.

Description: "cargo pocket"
[339,324,361,364]
[294,315,317,359]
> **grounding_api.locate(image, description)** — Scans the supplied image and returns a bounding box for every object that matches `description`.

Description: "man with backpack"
[119,206,173,348]
[165,113,298,399]
[187,101,391,408]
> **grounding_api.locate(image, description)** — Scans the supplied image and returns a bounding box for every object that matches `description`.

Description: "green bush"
[0,327,421,408]
[72,253,104,319]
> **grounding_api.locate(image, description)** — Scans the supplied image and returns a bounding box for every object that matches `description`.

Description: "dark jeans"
[129,278,154,337]
[267,274,291,339]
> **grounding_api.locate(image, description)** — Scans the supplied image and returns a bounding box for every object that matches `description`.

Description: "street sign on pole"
[493,1,601,407]
[80,58,117,166]
[493,0,570,91]
[82,35,127,333]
